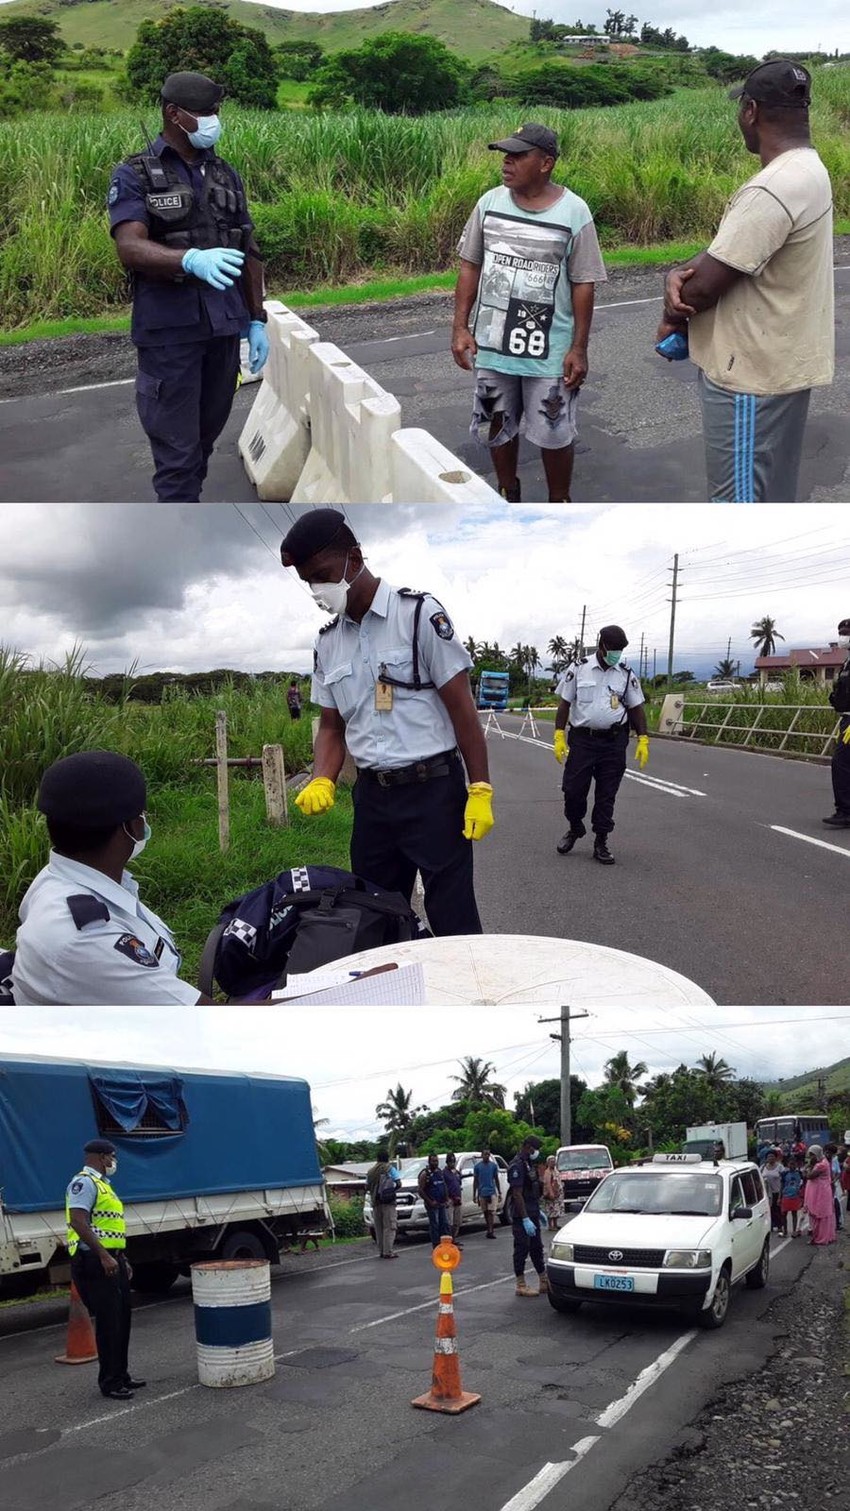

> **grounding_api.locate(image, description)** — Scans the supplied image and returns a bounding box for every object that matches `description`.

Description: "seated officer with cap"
[108,71,269,503]
[12,750,209,1006]
[553,625,649,865]
[280,509,494,936]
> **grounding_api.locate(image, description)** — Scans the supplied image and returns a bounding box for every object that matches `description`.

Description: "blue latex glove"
[182,246,245,290]
[522,1217,536,1238]
[538,1209,549,1228]
[247,319,270,375]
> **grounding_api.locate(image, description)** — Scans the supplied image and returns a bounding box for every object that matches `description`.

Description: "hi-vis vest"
[66,1172,126,1256]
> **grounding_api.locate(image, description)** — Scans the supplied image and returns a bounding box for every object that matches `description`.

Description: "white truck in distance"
[683,1123,747,1160]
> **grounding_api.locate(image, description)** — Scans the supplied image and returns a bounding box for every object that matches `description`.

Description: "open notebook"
[271,961,425,1006]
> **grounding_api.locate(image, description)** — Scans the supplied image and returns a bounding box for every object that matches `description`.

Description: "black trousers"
[512,1218,545,1277]
[832,718,850,814]
[135,334,241,502]
[562,727,629,837]
[350,755,482,936]
[71,1250,132,1394]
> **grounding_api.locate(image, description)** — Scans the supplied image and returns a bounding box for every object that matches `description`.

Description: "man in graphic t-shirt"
[657,61,834,503]
[452,123,607,504]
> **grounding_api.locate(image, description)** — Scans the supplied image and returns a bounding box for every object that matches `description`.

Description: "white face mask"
[839,635,850,650]
[309,556,364,616]
[124,816,151,861]
[105,1159,117,1177]
[180,112,222,150]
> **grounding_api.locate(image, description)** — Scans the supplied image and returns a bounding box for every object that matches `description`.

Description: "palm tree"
[375,1084,427,1154]
[603,1051,648,1104]
[694,1053,735,1093]
[548,634,568,664]
[713,658,737,679]
[313,1111,331,1165]
[750,616,785,659]
[510,641,526,671]
[449,1056,507,1108]
[463,635,477,661]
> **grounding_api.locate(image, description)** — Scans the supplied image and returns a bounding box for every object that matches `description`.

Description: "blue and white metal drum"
[191,1259,275,1387]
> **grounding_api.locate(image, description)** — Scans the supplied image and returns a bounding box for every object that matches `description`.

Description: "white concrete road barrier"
[238,301,319,501]
[291,342,401,504]
[390,429,501,503]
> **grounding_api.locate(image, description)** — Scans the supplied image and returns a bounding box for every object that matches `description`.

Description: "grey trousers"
[699,371,811,503]
[373,1202,398,1256]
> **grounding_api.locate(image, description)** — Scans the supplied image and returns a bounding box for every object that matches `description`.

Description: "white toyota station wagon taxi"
[546,1153,772,1330]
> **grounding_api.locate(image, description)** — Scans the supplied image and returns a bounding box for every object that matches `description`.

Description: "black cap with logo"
[488,123,559,159]
[728,60,811,108]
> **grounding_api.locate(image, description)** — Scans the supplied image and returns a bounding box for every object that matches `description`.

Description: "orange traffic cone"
[411,1262,480,1415]
[54,1282,98,1365]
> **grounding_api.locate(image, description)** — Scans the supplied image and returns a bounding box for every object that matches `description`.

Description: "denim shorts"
[471,368,580,451]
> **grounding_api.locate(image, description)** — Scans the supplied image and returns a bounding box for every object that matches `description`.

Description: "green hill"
[0,0,530,60]
[763,1056,850,1107]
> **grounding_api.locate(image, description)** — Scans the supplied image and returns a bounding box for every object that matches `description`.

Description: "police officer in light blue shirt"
[553,624,649,865]
[280,510,494,936]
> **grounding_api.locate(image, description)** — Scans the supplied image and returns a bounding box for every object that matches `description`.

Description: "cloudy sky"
[0,1004,846,1139]
[236,0,850,61]
[1,504,848,684]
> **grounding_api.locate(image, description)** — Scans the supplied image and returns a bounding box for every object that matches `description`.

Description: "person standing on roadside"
[367,1149,402,1260]
[657,61,833,503]
[107,71,269,502]
[287,680,303,721]
[473,1145,502,1239]
[542,1155,565,1230]
[762,1150,784,1233]
[824,617,850,829]
[780,1156,804,1238]
[66,1139,144,1401]
[443,1153,464,1248]
[452,123,607,503]
[418,1153,450,1248]
[507,1135,549,1297]
[802,1144,836,1246]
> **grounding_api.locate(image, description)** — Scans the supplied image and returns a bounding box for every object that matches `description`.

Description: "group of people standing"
[758,1139,848,1245]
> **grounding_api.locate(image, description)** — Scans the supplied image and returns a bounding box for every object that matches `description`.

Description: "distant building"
[560,35,611,47]
[754,645,846,687]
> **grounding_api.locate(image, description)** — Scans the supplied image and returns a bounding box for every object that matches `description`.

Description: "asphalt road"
[474,716,849,1005]
[0,1222,819,1511]
[2,259,849,503]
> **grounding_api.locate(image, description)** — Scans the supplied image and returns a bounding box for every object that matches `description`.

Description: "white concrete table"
[334,933,714,1006]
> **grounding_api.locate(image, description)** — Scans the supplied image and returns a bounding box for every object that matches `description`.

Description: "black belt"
[357,749,459,787]
[570,724,628,740]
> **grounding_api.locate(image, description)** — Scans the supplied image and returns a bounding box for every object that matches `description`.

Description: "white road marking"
[349,1273,514,1332]
[770,826,850,859]
[64,1382,200,1434]
[497,1439,601,1511]
[486,723,705,799]
[594,1329,697,1429]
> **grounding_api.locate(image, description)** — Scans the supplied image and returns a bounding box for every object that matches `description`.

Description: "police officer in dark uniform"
[279,509,494,936]
[553,624,649,865]
[507,1136,549,1297]
[108,71,269,502]
[66,1139,143,1400]
[824,616,850,828]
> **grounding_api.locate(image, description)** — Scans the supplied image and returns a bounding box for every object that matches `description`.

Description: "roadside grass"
[678,677,839,757]
[2,75,848,328]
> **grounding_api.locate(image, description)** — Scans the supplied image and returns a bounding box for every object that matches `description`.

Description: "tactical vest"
[126,152,250,253]
[829,657,850,715]
[66,1172,126,1256]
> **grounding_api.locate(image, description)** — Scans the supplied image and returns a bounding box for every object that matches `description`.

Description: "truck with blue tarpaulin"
[0,1055,330,1296]
[477,670,510,710]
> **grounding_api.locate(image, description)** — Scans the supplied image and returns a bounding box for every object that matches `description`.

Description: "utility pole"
[817,1075,828,1114]
[653,647,657,683]
[638,631,645,680]
[666,553,679,691]
[579,604,587,658]
[539,1006,590,1145]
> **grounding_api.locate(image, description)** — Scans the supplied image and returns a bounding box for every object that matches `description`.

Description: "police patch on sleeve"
[70,1180,85,1194]
[114,934,159,968]
[107,181,120,206]
[430,611,454,642]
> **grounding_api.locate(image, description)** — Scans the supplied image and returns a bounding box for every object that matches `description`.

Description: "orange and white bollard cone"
[54,1281,98,1365]
[411,1239,480,1414]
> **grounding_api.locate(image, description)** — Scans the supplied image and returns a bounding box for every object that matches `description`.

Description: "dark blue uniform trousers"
[71,1250,132,1394]
[512,1216,545,1277]
[562,725,629,837]
[350,755,482,937]
[832,717,850,814]
[136,334,241,502]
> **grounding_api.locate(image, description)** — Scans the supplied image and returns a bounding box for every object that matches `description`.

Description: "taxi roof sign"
[652,1152,703,1164]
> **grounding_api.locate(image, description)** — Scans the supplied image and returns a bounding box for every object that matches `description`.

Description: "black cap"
[728,60,811,108]
[489,122,559,159]
[280,509,351,570]
[838,619,850,634]
[599,624,629,650]
[84,1138,116,1155]
[161,72,225,113]
[38,750,146,827]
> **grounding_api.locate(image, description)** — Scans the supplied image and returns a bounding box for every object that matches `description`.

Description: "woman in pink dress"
[803,1145,837,1246]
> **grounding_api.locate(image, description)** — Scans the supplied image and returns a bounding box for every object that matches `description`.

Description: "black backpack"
[198,865,428,1001]
[0,949,15,1006]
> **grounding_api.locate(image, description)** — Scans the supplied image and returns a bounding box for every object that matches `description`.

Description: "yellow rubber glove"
[294,776,336,816]
[463,782,494,841]
[634,735,650,769]
[553,729,568,764]
[843,725,850,746]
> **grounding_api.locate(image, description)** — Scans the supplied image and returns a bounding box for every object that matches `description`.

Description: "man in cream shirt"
[657,60,833,503]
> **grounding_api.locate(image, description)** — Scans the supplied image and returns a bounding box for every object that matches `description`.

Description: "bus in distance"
[755,1113,831,1150]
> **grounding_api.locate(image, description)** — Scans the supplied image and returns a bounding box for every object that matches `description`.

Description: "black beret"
[280,509,353,569]
[161,72,225,112]
[599,624,629,650]
[84,1138,116,1155]
[38,751,146,827]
